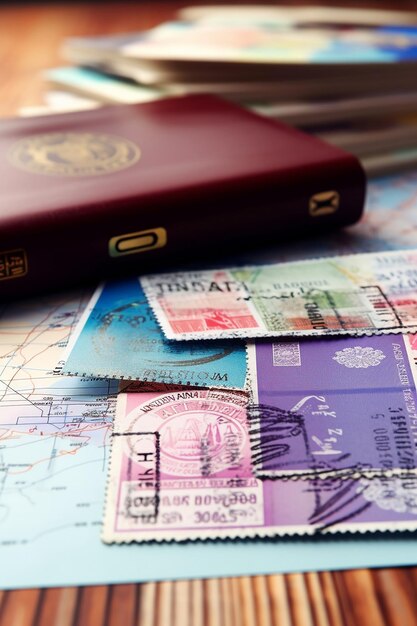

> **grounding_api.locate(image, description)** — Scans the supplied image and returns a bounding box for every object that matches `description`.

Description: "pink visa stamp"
[102,389,417,543]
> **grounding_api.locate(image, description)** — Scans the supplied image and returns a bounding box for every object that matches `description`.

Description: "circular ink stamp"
[95,300,237,368]
[125,389,251,478]
[8,132,140,177]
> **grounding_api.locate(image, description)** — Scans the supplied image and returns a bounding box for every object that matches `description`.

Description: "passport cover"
[0,95,366,299]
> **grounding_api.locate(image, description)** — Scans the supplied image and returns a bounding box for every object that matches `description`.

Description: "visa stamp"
[248,334,417,479]
[62,279,247,389]
[102,388,259,542]
[102,389,417,542]
[140,250,417,340]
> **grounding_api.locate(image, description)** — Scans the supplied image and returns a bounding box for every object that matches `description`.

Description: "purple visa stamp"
[248,334,417,479]
[102,389,417,543]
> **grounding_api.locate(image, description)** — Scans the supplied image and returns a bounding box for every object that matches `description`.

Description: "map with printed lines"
[0,294,117,573]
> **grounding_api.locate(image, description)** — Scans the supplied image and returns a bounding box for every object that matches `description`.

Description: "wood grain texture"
[37,587,79,626]
[1,571,417,626]
[0,589,43,626]
[1,2,417,625]
[75,586,110,626]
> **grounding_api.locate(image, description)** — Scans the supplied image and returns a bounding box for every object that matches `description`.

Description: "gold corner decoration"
[109,228,167,258]
[309,191,340,217]
[0,249,28,281]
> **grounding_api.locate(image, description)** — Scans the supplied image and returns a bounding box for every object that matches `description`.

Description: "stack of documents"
[35,5,417,175]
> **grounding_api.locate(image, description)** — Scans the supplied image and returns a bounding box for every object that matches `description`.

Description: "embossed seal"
[360,477,417,514]
[332,346,386,369]
[8,132,140,176]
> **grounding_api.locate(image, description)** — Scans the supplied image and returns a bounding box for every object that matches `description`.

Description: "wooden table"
[1,2,417,624]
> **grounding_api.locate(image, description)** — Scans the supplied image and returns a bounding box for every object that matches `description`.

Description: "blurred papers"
[47,5,417,177]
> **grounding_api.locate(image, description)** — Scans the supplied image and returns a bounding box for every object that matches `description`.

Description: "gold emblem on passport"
[0,249,27,281]
[8,132,140,177]
[109,228,167,257]
[309,190,340,217]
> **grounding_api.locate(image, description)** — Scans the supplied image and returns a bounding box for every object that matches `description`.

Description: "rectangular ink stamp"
[102,388,417,543]
[140,250,417,340]
[116,431,160,526]
[248,333,417,479]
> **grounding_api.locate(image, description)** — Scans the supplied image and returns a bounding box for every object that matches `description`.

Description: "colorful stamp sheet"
[102,389,417,543]
[62,279,247,389]
[140,249,417,341]
[248,334,417,479]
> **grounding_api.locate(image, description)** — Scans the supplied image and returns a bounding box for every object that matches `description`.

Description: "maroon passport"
[0,95,365,299]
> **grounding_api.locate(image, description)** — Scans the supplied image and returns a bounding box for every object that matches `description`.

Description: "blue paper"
[63,280,247,389]
[3,524,417,590]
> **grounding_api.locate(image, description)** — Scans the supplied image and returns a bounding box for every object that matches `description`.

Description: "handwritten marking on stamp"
[247,403,369,480]
[247,335,417,480]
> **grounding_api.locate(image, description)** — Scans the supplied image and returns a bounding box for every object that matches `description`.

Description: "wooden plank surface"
[0,570,417,626]
[1,1,417,624]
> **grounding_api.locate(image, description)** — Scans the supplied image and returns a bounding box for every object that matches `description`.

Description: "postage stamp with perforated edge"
[102,388,417,543]
[62,280,247,389]
[247,333,417,480]
[140,250,417,340]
